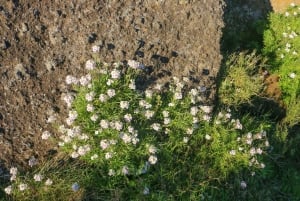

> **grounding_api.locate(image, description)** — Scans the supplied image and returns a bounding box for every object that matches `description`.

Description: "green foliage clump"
[263,5,300,126]
[219,51,265,106]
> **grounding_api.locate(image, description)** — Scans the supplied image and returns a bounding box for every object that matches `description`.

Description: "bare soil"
[0,0,224,169]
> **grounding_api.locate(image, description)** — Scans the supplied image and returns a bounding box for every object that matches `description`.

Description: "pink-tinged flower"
[65,75,78,85]
[128,60,144,69]
[122,166,129,175]
[85,59,95,70]
[42,131,51,140]
[100,139,110,150]
[99,94,108,102]
[124,114,132,122]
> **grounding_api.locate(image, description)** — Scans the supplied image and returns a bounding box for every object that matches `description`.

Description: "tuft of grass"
[219,51,265,106]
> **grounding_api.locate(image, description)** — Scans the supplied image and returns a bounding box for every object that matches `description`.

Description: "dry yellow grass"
[270,0,300,12]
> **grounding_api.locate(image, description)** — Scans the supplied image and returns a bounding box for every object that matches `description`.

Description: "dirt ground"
[0,0,224,170]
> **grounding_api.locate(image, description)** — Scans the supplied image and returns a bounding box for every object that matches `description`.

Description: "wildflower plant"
[3,53,273,200]
[263,3,300,126]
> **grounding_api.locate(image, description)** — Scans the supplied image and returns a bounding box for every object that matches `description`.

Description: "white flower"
[71,182,80,192]
[143,187,150,195]
[289,72,296,79]
[28,156,38,167]
[128,126,135,133]
[77,145,90,156]
[203,114,211,121]
[120,133,132,143]
[291,2,296,7]
[235,119,243,130]
[120,101,129,109]
[190,88,198,96]
[285,11,290,17]
[100,139,110,150]
[85,59,95,70]
[183,137,189,143]
[114,121,123,131]
[19,183,28,191]
[41,131,52,140]
[46,115,56,123]
[106,79,114,86]
[129,79,136,90]
[145,90,153,98]
[286,43,291,48]
[71,151,79,159]
[162,110,169,118]
[145,110,154,119]
[128,60,144,69]
[86,104,94,112]
[154,83,162,91]
[190,106,198,116]
[100,119,109,129]
[205,134,211,140]
[45,178,53,186]
[250,147,256,156]
[68,110,78,120]
[124,114,132,122]
[148,145,157,154]
[111,69,121,79]
[151,123,161,131]
[148,155,158,164]
[122,166,129,175]
[105,152,113,160]
[193,117,199,123]
[99,94,107,102]
[62,93,74,108]
[164,118,171,125]
[85,91,95,102]
[90,114,98,122]
[282,32,288,37]
[292,51,298,55]
[10,167,18,175]
[33,174,43,182]
[168,102,175,107]
[260,163,266,169]
[200,105,213,113]
[92,45,100,53]
[256,148,263,155]
[65,75,78,85]
[10,175,16,181]
[240,181,247,189]
[108,169,115,176]
[107,89,116,98]
[294,11,298,16]
[174,92,182,100]
[229,150,236,155]
[186,128,193,135]
[91,154,98,160]
[4,185,12,195]
[79,74,92,86]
